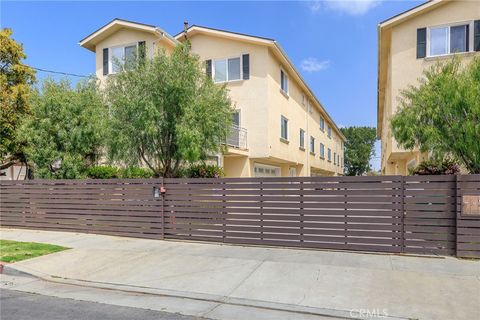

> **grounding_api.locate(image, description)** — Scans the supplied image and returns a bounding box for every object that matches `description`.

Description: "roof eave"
[79,18,178,52]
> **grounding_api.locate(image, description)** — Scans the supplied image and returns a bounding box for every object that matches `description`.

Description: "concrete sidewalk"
[1,228,479,320]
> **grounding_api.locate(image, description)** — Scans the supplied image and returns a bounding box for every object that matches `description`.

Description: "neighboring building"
[80,19,345,177]
[378,0,480,175]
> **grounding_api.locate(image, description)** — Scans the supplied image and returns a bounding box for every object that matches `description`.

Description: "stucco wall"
[266,50,344,176]
[188,34,270,160]
[94,28,172,84]
[189,33,344,176]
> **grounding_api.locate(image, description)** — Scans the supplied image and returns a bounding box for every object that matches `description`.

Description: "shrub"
[185,164,224,178]
[87,166,119,179]
[87,166,154,179]
[120,167,154,179]
[410,158,460,175]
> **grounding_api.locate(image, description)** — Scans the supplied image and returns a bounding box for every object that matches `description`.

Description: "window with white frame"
[299,129,305,149]
[310,136,315,153]
[320,143,325,158]
[327,126,332,138]
[320,117,325,131]
[327,148,332,162]
[254,163,280,177]
[428,23,471,57]
[213,57,241,83]
[280,69,288,94]
[281,116,288,140]
[110,44,137,74]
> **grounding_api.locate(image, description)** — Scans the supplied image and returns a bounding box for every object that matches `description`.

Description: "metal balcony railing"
[226,125,247,149]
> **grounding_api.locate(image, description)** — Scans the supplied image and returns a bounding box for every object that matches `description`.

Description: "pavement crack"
[223,259,265,298]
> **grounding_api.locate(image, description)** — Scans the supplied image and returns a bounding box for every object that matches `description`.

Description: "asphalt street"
[0,289,209,320]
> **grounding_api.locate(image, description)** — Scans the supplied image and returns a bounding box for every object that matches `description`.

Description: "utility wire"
[31,67,90,78]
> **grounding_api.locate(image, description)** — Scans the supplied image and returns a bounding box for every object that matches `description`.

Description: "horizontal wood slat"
[2,174,479,257]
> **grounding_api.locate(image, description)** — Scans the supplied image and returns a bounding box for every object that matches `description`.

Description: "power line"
[31,67,90,78]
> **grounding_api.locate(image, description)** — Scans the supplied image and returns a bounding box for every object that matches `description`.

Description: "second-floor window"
[310,136,315,153]
[428,22,472,57]
[281,116,288,140]
[327,126,332,138]
[280,70,288,94]
[320,117,325,131]
[320,143,325,158]
[213,57,241,83]
[299,129,305,148]
[110,44,137,74]
[327,148,332,162]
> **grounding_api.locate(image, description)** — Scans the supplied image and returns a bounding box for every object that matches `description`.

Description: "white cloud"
[301,58,331,72]
[309,0,322,13]
[309,0,382,16]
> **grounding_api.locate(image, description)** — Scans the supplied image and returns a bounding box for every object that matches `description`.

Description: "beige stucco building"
[80,19,345,178]
[378,0,480,175]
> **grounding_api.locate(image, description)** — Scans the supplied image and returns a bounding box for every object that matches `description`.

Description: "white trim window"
[109,44,137,74]
[320,143,325,159]
[327,126,332,139]
[327,148,332,162]
[213,57,241,83]
[310,136,315,154]
[254,163,280,177]
[299,129,305,149]
[428,22,472,57]
[320,117,325,132]
[281,116,288,140]
[280,69,288,94]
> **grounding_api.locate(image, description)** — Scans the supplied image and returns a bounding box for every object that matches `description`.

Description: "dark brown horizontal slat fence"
[0,179,164,239]
[1,175,479,257]
[163,176,403,253]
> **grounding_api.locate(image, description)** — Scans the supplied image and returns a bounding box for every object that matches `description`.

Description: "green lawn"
[0,240,69,263]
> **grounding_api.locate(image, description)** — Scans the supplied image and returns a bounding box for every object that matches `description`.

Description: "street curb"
[4,264,410,320]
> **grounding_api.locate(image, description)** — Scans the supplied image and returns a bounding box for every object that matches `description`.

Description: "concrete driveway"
[1,228,479,320]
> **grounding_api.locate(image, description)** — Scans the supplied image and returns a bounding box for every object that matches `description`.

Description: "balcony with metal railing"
[226,125,247,150]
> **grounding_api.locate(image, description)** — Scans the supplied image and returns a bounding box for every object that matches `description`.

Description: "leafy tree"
[105,42,232,177]
[340,126,377,176]
[390,57,480,173]
[0,28,36,171]
[19,79,106,178]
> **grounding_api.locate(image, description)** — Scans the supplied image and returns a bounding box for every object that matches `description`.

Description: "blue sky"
[1,0,423,170]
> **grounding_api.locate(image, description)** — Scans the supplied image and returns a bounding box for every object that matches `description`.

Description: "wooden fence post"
[222,180,226,243]
[300,180,304,244]
[454,174,458,257]
[161,177,165,240]
[260,181,264,241]
[400,175,405,253]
